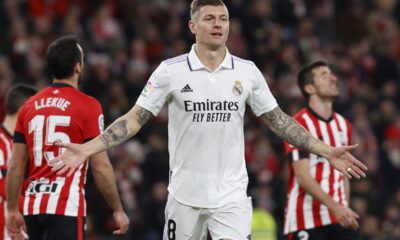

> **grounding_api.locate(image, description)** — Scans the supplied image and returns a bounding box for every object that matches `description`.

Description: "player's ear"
[189,20,196,34]
[304,84,315,95]
[74,62,82,74]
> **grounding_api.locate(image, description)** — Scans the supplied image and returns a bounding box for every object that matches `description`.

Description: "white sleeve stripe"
[292,149,299,161]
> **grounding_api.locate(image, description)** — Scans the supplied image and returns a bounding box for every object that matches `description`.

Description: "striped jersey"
[14,83,104,217]
[283,107,352,234]
[0,126,12,198]
[0,126,12,240]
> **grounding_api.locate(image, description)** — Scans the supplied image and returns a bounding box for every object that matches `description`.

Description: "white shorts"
[163,195,252,240]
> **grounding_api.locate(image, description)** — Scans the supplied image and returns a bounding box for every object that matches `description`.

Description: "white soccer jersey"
[136,45,277,208]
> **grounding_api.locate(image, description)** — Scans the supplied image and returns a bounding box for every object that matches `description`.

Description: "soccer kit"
[137,45,278,239]
[0,126,12,240]
[14,83,104,240]
[284,107,359,240]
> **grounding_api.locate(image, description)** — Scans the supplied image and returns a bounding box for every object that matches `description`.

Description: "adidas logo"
[181,84,193,93]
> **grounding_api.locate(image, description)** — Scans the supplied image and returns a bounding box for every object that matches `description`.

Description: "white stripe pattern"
[285,109,352,234]
[46,177,66,214]
[64,164,83,216]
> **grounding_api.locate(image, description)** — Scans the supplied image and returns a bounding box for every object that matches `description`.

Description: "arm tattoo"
[136,108,152,126]
[100,120,129,147]
[262,107,311,150]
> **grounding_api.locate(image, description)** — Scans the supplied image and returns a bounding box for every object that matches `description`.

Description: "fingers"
[342,167,352,179]
[67,168,75,177]
[341,144,358,151]
[113,225,128,235]
[50,161,64,172]
[21,229,29,239]
[54,142,69,148]
[350,164,366,178]
[346,166,361,179]
[113,227,128,235]
[340,216,358,229]
[49,157,60,165]
[339,209,360,230]
[21,221,28,235]
[354,159,368,171]
[53,165,69,175]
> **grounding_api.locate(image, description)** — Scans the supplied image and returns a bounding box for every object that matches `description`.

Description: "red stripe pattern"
[283,108,352,234]
[16,86,103,217]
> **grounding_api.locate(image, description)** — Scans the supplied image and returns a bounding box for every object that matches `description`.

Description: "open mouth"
[211,33,223,37]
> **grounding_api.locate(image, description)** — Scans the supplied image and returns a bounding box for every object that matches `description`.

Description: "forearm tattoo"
[100,120,129,147]
[136,108,152,126]
[262,107,311,150]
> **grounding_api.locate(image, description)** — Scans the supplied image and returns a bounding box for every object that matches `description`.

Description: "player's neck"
[194,44,226,72]
[2,115,17,135]
[53,78,78,89]
[308,98,333,120]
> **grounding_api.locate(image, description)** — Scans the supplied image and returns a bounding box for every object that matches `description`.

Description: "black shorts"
[24,214,86,240]
[286,224,360,240]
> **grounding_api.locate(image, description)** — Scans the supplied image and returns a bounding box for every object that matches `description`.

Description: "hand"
[49,142,88,177]
[112,211,129,234]
[331,204,359,230]
[6,210,28,240]
[326,145,367,179]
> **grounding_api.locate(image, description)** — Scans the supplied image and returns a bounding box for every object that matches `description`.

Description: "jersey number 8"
[29,115,71,167]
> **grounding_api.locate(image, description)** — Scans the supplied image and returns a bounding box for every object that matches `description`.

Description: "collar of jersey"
[187,44,234,71]
[306,105,334,122]
[51,83,74,88]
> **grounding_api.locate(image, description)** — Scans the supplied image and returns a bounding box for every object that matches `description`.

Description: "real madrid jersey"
[136,45,278,208]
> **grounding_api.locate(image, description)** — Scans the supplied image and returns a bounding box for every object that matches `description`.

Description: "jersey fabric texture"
[136,45,278,208]
[283,107,352,234]
[0,126,12,240]
[14,83,104,217]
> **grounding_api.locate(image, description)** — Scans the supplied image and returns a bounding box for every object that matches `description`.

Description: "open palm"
[50,142,88,177]
[326,145,367,178]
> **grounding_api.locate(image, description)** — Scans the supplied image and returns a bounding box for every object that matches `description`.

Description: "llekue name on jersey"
[34,97,71,111]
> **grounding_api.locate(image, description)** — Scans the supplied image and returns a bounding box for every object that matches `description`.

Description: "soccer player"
[51,1,367,239]
[283,60,360,240]
[6,36,129,240]
[0,84,37,240]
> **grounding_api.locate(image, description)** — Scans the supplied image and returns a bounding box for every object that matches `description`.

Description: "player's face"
[190,5,229,50]
[310,66,339,99]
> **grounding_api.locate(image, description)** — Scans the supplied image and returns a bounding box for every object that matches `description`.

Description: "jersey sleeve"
[83,99,104,141]
[13,103,27,143]
[246,64,278,116]
[136,62,171,116]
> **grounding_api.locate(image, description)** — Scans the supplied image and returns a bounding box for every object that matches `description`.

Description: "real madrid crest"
[232,81,243,96]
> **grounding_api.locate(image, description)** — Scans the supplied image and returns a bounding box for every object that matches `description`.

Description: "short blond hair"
[190,0,226,19]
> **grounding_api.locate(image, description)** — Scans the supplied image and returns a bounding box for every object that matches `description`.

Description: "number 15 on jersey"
[29,115,71,167]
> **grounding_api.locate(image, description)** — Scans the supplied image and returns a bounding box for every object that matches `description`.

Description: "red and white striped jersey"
[14,83,104,217]
[283,107,352,234]
[0,126,12,240]
[0,126,13,201]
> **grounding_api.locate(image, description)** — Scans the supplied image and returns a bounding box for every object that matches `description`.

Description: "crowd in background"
[0,0,400,239]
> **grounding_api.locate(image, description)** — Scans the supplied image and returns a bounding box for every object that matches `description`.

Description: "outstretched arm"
[90,152,129,234]
[51,104,152,176]
[6,143,29,238]
[261,107,367,178]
